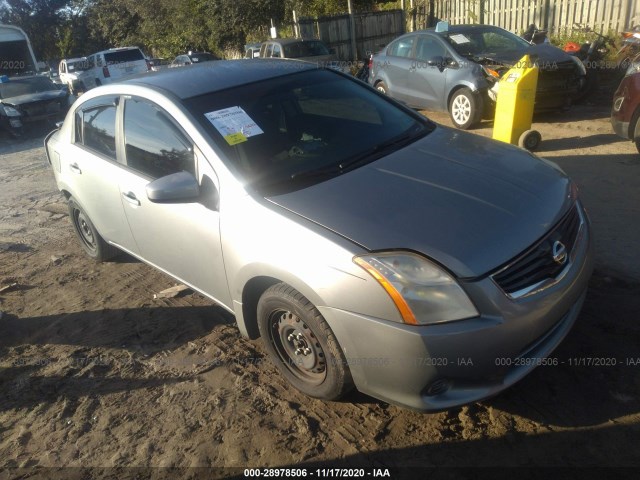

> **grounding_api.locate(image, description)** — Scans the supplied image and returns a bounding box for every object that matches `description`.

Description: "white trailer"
[0,24,38,77]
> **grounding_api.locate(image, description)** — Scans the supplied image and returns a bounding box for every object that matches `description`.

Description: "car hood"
[1,90,67,106]
[266,126,574,278]
[485,43,575,67]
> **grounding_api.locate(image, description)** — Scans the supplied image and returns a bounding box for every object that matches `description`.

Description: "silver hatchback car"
[45,60,593,411]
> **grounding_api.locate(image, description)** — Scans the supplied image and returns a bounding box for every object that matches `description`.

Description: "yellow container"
[492,54,539,147]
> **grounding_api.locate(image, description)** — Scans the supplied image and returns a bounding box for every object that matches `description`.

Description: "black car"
[0,76,69,136]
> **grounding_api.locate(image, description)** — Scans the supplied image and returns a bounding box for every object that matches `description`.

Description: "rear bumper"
[321,204,594,411]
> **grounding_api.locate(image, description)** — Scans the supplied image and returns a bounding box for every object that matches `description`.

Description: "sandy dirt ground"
[1,84,640,478]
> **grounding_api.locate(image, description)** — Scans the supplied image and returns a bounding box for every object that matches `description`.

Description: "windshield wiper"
[338,126,428,172]
[290,125,430,182]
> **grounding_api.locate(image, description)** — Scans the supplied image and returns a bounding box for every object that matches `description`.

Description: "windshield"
[283,41,330,58]
[185,69,433,195]
[443,27,530,58]
[0,77,58,99]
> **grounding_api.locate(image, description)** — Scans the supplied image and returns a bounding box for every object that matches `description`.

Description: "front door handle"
[122,191,140,206]
[69,163,82,174]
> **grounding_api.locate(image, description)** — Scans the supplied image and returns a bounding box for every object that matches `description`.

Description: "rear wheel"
[257,283,353,400]
[68,198,118,262]
[448,87,482,130]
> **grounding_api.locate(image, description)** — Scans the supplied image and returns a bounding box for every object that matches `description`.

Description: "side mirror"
[146,171,200,203]
[428,55,446,70]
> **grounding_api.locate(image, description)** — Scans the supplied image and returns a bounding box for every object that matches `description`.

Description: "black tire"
[573,68,598,104]
[375,81,388,95]
[448,87,482,130]
[68,198,118,262]
[518,129,542,151]
[257,283,353,400]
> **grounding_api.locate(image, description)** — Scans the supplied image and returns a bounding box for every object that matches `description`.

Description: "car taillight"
[367,55,372,70]
[102,66,110,78]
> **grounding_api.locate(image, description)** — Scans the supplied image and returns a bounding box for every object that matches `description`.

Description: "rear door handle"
[122,191,141,206]
[69,163,82,174]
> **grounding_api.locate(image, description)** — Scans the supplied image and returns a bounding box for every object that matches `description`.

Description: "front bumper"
[320,204,594,411]
[611,116,630,140]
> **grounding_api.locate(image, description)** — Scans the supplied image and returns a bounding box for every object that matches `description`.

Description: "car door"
[406,35,449,109]
[116,96,231,306]
[381,35,416,103]
[63,95,139,253]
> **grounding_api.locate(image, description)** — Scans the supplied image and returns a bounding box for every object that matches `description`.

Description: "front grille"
[22,100,61,118]
[538,61,580,92]
[492,205,582,296]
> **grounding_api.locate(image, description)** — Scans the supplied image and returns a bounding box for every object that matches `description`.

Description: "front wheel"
[448,87,482,130]
[257,283,353,400]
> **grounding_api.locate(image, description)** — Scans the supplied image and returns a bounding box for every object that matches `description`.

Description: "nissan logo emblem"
[552,240,568,266]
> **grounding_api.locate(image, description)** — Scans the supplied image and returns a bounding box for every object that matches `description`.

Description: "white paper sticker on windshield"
[204,106,264,145]
[449,34,471,44]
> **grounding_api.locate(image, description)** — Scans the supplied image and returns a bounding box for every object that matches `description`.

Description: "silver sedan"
[45,59,593,411]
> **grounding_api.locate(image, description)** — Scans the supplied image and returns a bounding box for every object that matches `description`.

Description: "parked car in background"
[0,75,69,136]
[45,59,592,412]
[82,47,150,89]
[369,23,585,129]
[259,38,348,73]
[148,57,169,72]
[170,52,220,68]
[59,57,90,94]
[244,43,262,58]
[41,65,62,84]
[612,60,640,153]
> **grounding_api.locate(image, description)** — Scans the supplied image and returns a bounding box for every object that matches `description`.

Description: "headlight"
[0,104,21,117]
[570,56,587,76]
[354,252,479,325]
[626,60,640,77]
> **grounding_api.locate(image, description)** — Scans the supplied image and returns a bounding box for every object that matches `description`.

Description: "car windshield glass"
[283,41,330,58]
[0,77,57,99]
[104,49,144,64]
[443,27,530,58]
[184,69,433,195]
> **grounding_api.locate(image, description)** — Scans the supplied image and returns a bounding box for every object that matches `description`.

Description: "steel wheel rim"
[74,209,97,252]
[452,94,471,124]
[268,309,327,385]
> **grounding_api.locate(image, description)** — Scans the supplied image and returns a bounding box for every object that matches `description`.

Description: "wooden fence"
[418,0,639,34]
[297,10,404,60]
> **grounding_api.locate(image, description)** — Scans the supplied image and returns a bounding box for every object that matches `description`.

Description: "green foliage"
[550,27,620,62]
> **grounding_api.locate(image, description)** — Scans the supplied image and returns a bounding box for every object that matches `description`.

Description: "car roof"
[62,57,86,63]
[420,24,505,34]
[122,59,317,100]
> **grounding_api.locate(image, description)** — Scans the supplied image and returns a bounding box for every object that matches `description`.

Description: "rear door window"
[104,49,144,65]
[81,105,117,159]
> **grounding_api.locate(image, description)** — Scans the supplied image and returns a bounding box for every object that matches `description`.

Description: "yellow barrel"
[492,54,539,146]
